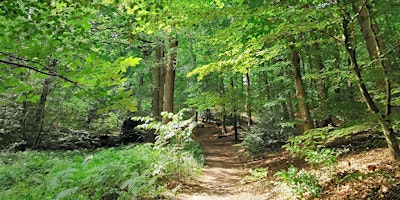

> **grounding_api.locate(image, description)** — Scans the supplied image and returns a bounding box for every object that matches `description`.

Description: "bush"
[241,167,269,184]
[242,110,296,154]
[275,165,322,198]
[0,109,203,199]
[0,143,202,199]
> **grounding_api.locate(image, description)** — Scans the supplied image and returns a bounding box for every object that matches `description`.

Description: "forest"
[1,0,400,199]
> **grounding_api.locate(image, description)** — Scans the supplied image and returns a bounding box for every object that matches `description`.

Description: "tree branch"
[0,59,78,85]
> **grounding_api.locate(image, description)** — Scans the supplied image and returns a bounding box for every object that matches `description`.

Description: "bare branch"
[0,59,78,85]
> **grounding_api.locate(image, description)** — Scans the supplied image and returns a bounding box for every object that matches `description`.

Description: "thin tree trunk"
[137,73,144,112]
[333,42,341,93]
[371,21,394,117]
[289,44,313,132]
[32,77,53,149]
[343,17,378,112]
[152,44,163,120]
[342,14,400,164]
[312,43,328,99]
[220,78,227,134]
[159,62,165,115]
[353,0,399,162]
[244,69,252,126]
[286,90,295,120]
[230,76,239,142]
[162,40,178,125]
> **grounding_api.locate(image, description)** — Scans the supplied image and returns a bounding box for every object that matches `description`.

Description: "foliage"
[136,108,204,179]
[0,143,202,199]
[283,124,380,166]
[89,112,120,134]
[275,165,322,199]
[242,109,296,154]
[136,109,200,149]
[241,167,269,184]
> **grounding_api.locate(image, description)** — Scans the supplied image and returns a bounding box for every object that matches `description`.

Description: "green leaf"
[127,103,137,112]
[120,57,142,72]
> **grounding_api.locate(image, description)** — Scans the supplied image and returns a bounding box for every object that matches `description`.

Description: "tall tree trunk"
[137,73,144,112]
[352,0,399,162]
[333,42,342,93]
[162,40,178,125]
[32,77,53,149]
[230,76,239,142]
[312,41,333,127]
[289,44,313,132]
[371,20,394,117]
[159,61,165,115]
[286,90,295,120]
[220,78,227,134]
[312,42,328,99]
[152,44,163,120]
[342,14,400,164]
[244,69,252,126]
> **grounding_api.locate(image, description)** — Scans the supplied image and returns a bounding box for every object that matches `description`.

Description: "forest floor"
[173,122,400,200]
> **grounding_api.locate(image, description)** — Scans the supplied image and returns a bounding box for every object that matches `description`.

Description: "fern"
[55,187,79,200]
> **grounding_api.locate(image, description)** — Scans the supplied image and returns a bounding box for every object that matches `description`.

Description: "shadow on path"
[176,127,252,199]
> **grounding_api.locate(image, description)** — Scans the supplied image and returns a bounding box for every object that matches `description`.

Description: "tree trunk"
[152,44,163,120]
[371,20,394,117]
[220,78,227,134]
[289,44,313,132]
[312,42,328,99]
[230,76,239,142]
[342,14,400,164]
[137,73,144,112]
[32,77,53,149]
[159,61,165,115]
[352,0,400,162]
[162,40,178,125]
[286,90,295,120]
[244,69,252,126]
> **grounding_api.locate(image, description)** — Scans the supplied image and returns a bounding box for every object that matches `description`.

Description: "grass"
[0,142,202,200]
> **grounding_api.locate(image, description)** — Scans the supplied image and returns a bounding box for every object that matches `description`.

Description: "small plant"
[241,167,269,184]
[284,128,342,167]
[275,165,322,198]
[0,138,203,199]
[242,110,296,154]
[135,108,200,149]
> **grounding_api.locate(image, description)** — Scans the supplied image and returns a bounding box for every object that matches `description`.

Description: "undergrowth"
[0,109,203,199]
[0,143,201,199]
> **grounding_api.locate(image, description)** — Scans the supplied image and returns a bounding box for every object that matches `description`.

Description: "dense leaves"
[0,143,202,199]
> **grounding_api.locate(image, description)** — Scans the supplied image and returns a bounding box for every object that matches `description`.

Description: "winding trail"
[176,126,267,200]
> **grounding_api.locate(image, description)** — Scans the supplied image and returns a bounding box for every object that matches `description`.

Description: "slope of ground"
[174,123,400,200]
[175,125,270,200]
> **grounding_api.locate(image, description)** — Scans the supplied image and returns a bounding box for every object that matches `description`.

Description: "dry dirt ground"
[173,123,400,200]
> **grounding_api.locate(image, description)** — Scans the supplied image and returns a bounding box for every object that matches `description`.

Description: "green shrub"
[0,144,201,199]
[242,110,296,154]
[284,127,346,167]
[0,109,203,199]
[275,165,322,198]
[241,167,269,184]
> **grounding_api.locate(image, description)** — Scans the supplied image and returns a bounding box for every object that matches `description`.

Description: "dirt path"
[176,126,267,200]
[174,125,400,200]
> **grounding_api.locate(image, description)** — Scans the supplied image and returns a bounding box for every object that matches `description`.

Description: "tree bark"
[371,20,394,117]
[244,69,252,126]
[230,76,239,142]
[162,40,178,125]
[289,44,313,132]
[286,90,295,120]
[152,44,163,120]
[342,13,400,164]
[220,78,227,134]
[32,77,53,149]
[312,42,328,99]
